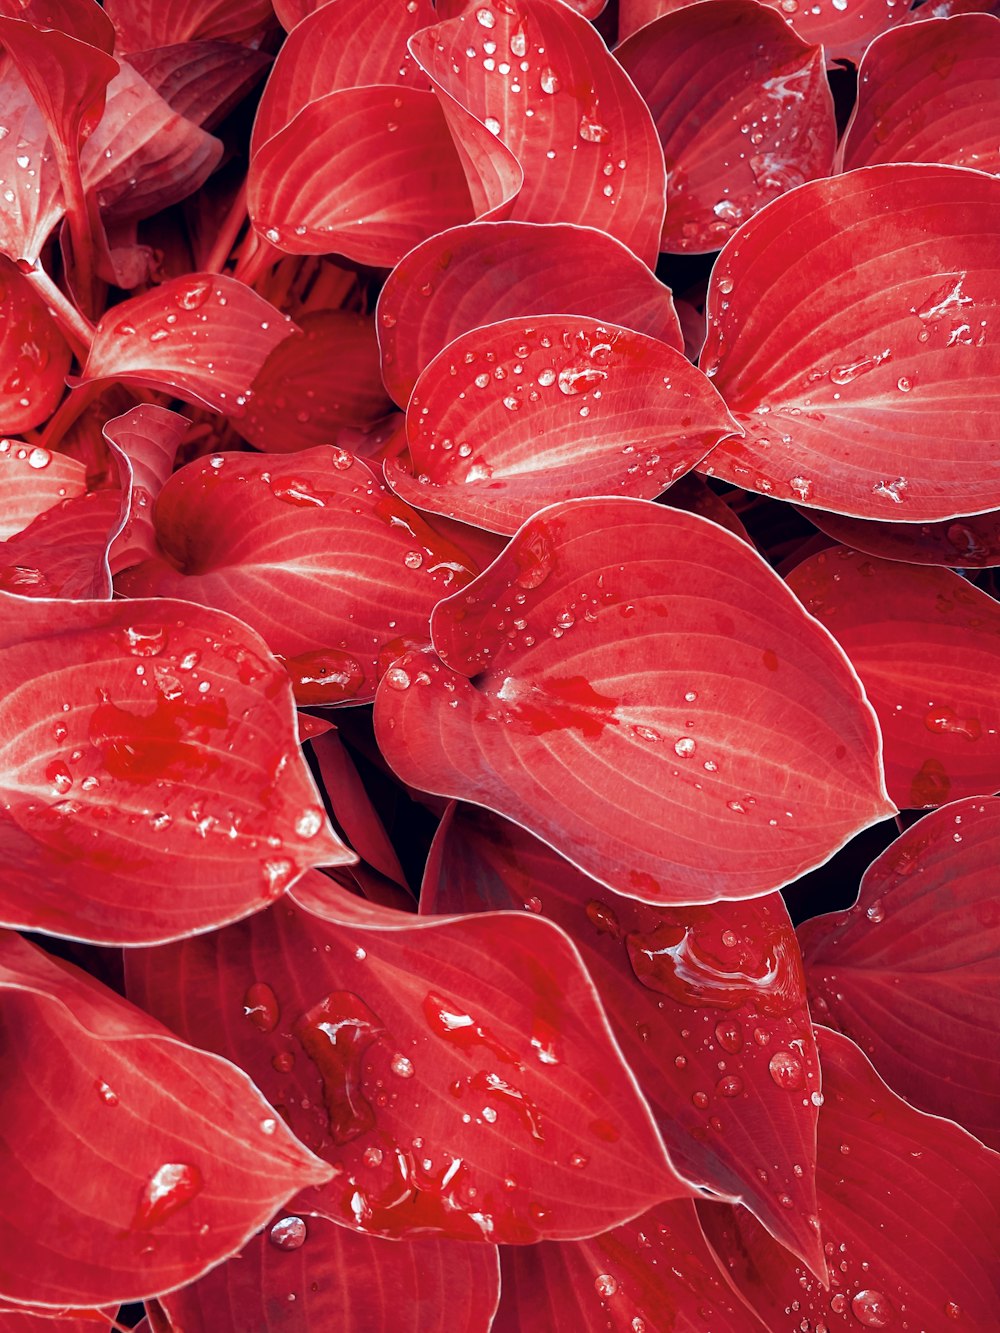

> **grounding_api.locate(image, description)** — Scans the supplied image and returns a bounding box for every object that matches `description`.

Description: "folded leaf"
[699,164,1000,521]
[799,799,1000,1149]
[105,405,189,574]
[0,72,66,264]
[805,506,1000,569]
[0,441,86,541]
[129,41,269,130]
[375,497,894,903]
[0,257,72,433]
[0,487,128,598]
[386,314,738,534]
[0,932,331,1307]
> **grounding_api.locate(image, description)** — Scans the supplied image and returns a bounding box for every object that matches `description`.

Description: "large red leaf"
[409,0,666,266]
[799,799,1000,1150]
[700,1028,1000,1331]
[129,41,269,130]
[0,486,128,598]
[105,405,190,574]
[494,1200,767,1333]
[841,14,1000,174]
[805,506,1000,569]
[376,221,683,408]
[422,804,826,1273]
[0,257,72,433]
[0,0,115,53]
[385,315,738,535]
[116,447,477,705]
[0,441,86,541]
[616,0,836,255]
[0,72,67,264]
[125,884,690,1244]
[159,1213,499,1332]
[104,0,275,52]
[699,164,1000,522]
[81,274,295,414]
[0,932,331,1308]
[375,497,893,904]
[787,547,1000,808]
[236,310,391,453]
[0,591,351,944]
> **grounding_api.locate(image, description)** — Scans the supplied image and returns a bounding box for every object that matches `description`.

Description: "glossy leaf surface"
[0,487,128,599]
[799,799,1000,1149]
[129,41,269,130]
[103,0,274,51]
[0,442,86,542]
[387,315,737,534]
[105,405,190,574]
[805,506,1000,569]
[375,498,893,903]
[699,164,1000,521]
[0,257,72,433]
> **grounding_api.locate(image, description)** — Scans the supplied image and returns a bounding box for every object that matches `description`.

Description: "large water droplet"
[294,992,385,1144]
[133,1163,203,1229]
[244,982,281,1033]
[768,1050,805,1090]
[269,1215,307,1250]
[851,1290,894,1328]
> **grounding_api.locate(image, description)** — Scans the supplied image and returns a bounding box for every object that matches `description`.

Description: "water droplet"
[484,116,501,135]
[715,1019,743,1053]
[475,6,495,26]
[674,737,696,758]
[269,1216,307,1251]
[595,1273,618,1298]
[866,899,885,924]
[295,807,324,840]
[851,1290,894,1328]
[134,1163,203,1229]
[244,982,281,1033]
[26,446,49,469]
[768,1050,805,1090]
[96,1080,118,1105]
[578,111,609,143]
[404,550,424,570]
[294,992,385,1143]
[385,666,411,690]
[540,66,559,94]
[391,1053,415,1078]
[716,1074,743,1097]
[123,625,168,657]
[557,364,607,395]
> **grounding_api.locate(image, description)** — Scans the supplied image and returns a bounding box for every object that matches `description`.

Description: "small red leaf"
[700,164,1000,521]
[409,0,666,265]
[841,14,1000,174]
[0,591,352,944]
[788,547,1000,809]
[160,1213,500,1332]
[126,886,691,1243]
[0,441,86,541]
[105,405,190,573]
[799,798,1000,1150]
[0,257,72,433]
[701,1027,1000,1331]
[0,931,331,1307]
[616,0,836,254]
[386,315,737,534]
[375,498,893,903]
[129,40,269,130]
[377,220,683,408]
[116,447,477,705]
[81,273,295,414]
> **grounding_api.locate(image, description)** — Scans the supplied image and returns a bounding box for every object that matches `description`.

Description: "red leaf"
[385,315,737,535]
[104,0,275,52]
[799,798,1000,1150]
[409,0,667,266]
[129,40,269,130]
[0,257,71,433]
[493,1200,767,1333]
[125,885,691,1243]
[0,487,128,598]
[841,14,1000,174]
[700,1027,1000,1331]
[116,447,477,706]
[237,310,392,452]
[311,729,408,889]
[105,405,190,574]
[374,498,893,903]
[0,591,352,944]
[787,547,1000,809]
[0,0,115,53]
[616,1,836,254]
[81,273,295,414]
[159,1213,500,1332]
[806,507,1000,569]
[0,931,331,1307]
[661,472,752,544]
[377,220,683,408]
[423,804,825,1273]
[699,164,1000,521]
[0,441,86,541]
[0,72,66,264]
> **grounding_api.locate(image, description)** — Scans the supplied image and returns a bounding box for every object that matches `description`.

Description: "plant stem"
[23,263,95,363]
[232,225,281,289]
[202,180,248,274]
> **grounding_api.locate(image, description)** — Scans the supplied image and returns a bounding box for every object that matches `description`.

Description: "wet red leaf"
[129,40,269,130]
[375,497,893,903]
[0,486,128,598]
[115,447,478,705]
[616,0,836,254]
[788,547,1000,809]
[0,441,86,541]
[699,164,1000,521]
[0,257,71,433]
[125,883,691,1244]
[0,72,66,264]
[105,405,190,574]
[104,0,275,52]
[799,798,1000,1150]
[385,314,737,534]
[0,931,331,1307]
[700,1027,1000,1331]
[0,590,351,943]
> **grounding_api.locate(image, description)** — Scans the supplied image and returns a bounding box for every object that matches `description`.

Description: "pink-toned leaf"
[103,0,275,52]
[700,1027,1000,1331]
[249,88,477,268]
[81,273,295,414]
[237,310,392,453]
[0,256,72,433]
[0,590,352,944]
[376,221,683,407]
[386,315,738,534]
[0,0,115,53]
[311,728,408,889]
[105,405,190,574]
[0,931,331,1307]
[787,547,1000,808]
[129,40,269,130]
[374,497,893,903]
[0,441,86,541]
[423,804,825,1272]
[841,14,1000,174]
[126,885,691,1244]
[159,1213,500,1332]
[0,72,66,264]
[494,1199,767,1333]
[806,506,1000,569]
[699,164,1000,522]
[661,473,752,544]
[115,447,477,705]
[0,487,128,598]
[409,0,667,266]
[616,1,836,254]
[799,798,1000,1149]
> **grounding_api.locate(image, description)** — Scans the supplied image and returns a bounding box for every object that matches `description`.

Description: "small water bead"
[851,1290,894,1328]
[391,1053,415,1078]
[269,1216,308,1251]
[540,66,559,94]
[295,807,324,839]
[715,1020,743,1053]
[384,667,411,690]
[595,1274,618,1298]
[716,1074,743,1097]
[866,899,885,924]
[768,1050,805,1090]
[674,737,696,758]
[404,550,424,569]
[476,6,495,25]
[484,116,501,135]
[96,1080,118,1105]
